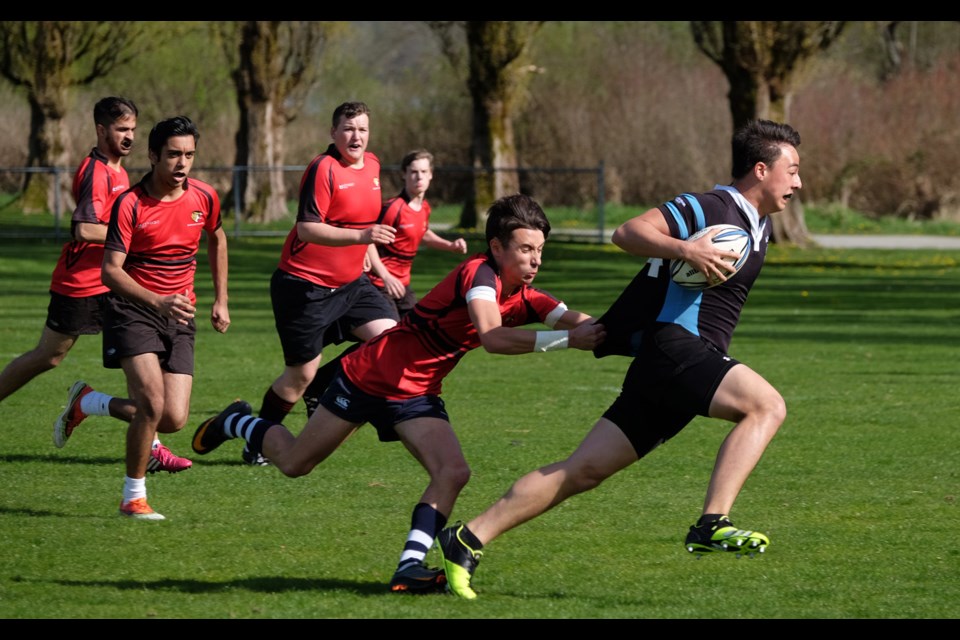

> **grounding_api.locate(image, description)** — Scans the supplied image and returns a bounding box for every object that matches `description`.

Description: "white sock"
[152,438,161,449]
[122,476,146,503]
[80,391,113,417]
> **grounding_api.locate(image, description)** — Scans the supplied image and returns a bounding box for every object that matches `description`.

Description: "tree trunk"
[691,20,846,247]
[228,21,328,223]
[23,84,70,214]
[234,89,289,223]
[460,21,540,229]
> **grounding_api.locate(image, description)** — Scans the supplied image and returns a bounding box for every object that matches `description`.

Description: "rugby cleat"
[684,515,769,558]
[119,497,165,521]
[53,381,93,448]
[147,443,192,474]
[436,522,483,599]
[191,400,252,455]
[388,562,447,594]
[241,446,271,466]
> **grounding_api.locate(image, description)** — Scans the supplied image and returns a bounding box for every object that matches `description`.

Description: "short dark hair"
[731,119,801,180]
[332,101,370,128]
[485,194,551,247]
[93,97,138,128]
[401,149,433,172]
[148,116,200,157]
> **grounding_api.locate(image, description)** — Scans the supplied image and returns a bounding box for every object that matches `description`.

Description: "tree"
[0,21,148,213]
[429,21,543,228]
[214,21,338,223]
[690,21,846,246]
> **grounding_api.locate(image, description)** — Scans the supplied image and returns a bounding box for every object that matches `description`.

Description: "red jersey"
[368,190,431,288]
[340,253,564,400]
[104,176,221,305]
[49,148,131,297]
[277,145,382,288]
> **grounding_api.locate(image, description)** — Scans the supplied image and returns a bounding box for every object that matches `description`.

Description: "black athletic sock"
[304,343,361,400]
[259,386,295,423]
[223,414,277,456]
[697,513,727,527]
[396,503,448,572]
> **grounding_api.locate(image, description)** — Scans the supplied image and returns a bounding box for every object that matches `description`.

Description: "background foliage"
[1,21,959,220]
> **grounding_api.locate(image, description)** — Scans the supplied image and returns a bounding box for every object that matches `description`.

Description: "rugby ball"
[670,224,750,290]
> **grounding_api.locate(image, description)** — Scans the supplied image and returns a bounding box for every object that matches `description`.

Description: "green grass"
[5,198,960,241]
[0,237,958,619]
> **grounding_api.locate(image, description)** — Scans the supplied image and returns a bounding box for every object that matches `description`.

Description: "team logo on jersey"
[374,178,380,188]
[191,211,204,223]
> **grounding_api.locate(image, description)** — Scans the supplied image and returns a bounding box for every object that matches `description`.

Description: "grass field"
[0,235,958,619]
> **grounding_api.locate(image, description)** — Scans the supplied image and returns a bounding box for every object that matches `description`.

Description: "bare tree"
[212,21,337,223]
[429,20,543,228]
[691,21,846,246]
[0,21,147,212]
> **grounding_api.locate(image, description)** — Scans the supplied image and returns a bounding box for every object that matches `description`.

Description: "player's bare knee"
[762,392,787,426]
[432,459,471,492]
[40,352,66,369]
[566,462,607,493]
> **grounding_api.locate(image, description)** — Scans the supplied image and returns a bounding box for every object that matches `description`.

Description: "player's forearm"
[552,310,595,330]
[102,262,162,310]
[612,212,683,259]
[207,230,230,304]
[296,221,365,246]
[74,222,108,244]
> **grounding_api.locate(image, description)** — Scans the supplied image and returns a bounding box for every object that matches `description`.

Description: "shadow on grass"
[0,453,265,468]
[34,575,408,597]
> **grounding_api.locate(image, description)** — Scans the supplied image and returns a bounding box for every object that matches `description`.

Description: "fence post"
[53,167,63,242]
[232,167,242,240]
[597,160,606,243]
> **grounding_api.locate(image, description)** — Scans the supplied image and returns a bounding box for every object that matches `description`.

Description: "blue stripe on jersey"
[656,284,703,336]
[681,194,706,232]
[664,202,690,239]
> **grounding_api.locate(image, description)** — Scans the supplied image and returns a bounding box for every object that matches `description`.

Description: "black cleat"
[241,446,271,466]
[192,400,252,455]
[436,522,482,599]
[684,515,769,558]
[388,562,447,594]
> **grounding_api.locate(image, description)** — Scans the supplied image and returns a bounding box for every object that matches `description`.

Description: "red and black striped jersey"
[278,146,382,288]
[368,190,431,288]
[104,175,221,304]
[50,148,131,297]
[341,252,564,400]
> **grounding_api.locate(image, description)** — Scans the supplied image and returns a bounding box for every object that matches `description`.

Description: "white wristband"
[534,330,569,352]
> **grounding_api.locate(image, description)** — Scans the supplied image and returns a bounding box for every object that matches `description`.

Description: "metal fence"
[0,163,609,243]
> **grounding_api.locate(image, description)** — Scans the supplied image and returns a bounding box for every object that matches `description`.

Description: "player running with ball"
[436,119,803,599]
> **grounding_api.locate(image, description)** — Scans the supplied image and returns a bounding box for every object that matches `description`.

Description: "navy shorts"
[603,322,739,459]
[102,294,196,373]
[270,269,399,366]
[319,369,449,443]
[45,291,107,336]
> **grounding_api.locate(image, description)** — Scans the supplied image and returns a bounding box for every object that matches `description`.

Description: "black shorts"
[270,269,399,366]
[45,291,108,336]
[102,294,196,374]
[602,322,739,459]
[319,369,449,443]
[374,283,418,319]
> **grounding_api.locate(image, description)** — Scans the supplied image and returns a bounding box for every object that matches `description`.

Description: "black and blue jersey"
[595,187,770,358]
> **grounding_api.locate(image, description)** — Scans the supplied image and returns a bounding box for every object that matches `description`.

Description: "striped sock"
[223,413,276,455]
[397,503,447,572]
